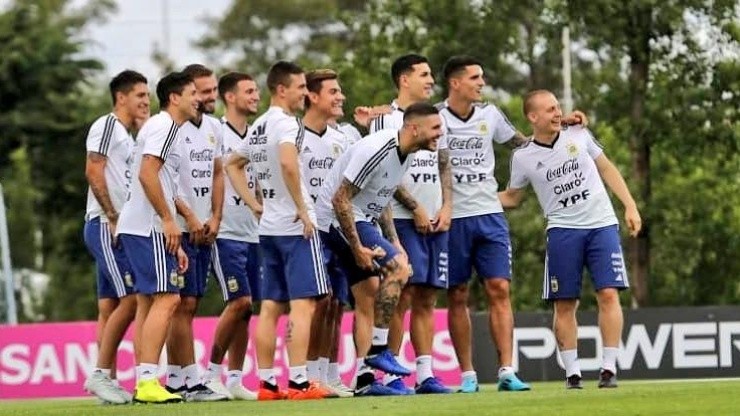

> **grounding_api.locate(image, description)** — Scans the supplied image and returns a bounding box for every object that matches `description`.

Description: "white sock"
[560,349,581,377]
[258,368,277,386]
[327,362,340,384]
[289,365,308,385]
[136,363,158,382]
[94,367,112,377]
[602,347,619,374]
[498,366,515,378]
[318,357,330,384]
[183,364,200,389]
[371,327,389,346]
[306,360,320,381]
[226,370,243,388]
[166,365,183,388]
[416,355,433,383]
[206,362,223,382]
[461,370,477,382]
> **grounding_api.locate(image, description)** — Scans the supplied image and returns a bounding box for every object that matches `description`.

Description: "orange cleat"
[257,381,286,401]
[287,381,328,400]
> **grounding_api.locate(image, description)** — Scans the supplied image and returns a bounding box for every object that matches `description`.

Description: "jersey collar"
[532,132,561,149]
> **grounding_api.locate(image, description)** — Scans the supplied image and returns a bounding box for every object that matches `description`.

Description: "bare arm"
[594,154,642,236]
[378,205,398,242]
[393,186,418,211]
[498,188,527,209]
[332,179,363,250]
[210,157,225,221]
[85,152,117,220]
[280,142,313,238]
[225,153,262,217]
[139,154,180,253]
[506,131,530,149]
[433,149,453,232]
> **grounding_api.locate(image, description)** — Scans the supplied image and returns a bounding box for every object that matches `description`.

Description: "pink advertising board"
[0,310,460,399]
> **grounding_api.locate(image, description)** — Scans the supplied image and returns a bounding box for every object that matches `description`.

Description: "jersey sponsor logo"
[453,172,488,183]
[193,187,211,197]
[256,169,272,181]
[192,169,213,179]
[410,172,438,183]
[558,189,590,208]
[377,186,394,198]
[546,158,579,182]
[553,172,585,195]
[307,156,334,170]
[451,152,485,167]
[261,188,276,199]
[448,136,484,150]
[248,124,267,145]
[189,149,214,162]
[252,150,268,163]
[309,177,325,188]
[366,202,385,215]
[411,153,437,168]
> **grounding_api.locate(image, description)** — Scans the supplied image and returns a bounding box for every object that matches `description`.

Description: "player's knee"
[597,288,620,308]
[484,278,510,303]
[447,284,469,307]
[177,296,198,316]
[229,296,252,313]
[411,287,437,311]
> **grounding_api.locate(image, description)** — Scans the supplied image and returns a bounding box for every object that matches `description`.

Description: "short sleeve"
[508,151,530,189]
[491,105,518,144]
[86,115,116,156]
[343,142,383,189]
[437,115,449,150]
[276,117,303,147]
[585,128,604,159]
[142,118,179,160]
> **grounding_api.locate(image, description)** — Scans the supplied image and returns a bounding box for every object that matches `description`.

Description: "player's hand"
[625,205,642,237]
[432,204,452,233]
[107,216,119,247]
[249,202,263,221]
[185,215,205,245]
[562,110,589,127]
[353,105,393,128]
[412,206,432,234]
[176,246,189,274]
[162,218,181,255]
[353,245,385,271]
[203,217,220,245]
[294,208,316,239]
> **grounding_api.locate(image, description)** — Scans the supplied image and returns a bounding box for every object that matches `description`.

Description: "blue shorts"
[179,233,212,298]
[119,232,179,295]
[448,213,512,287]
[83,218,135,299]
[259,232,330,302]
[394,219,449,289]
[543,225,629,300]
[322,243,350,305]
[321,222,400,286]
[211,238,262,302]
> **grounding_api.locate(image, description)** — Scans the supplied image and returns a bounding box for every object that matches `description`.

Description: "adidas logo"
[382,172,389,178]
[536,161,545,170]
[185,137,192,144]
[303,146,312,153]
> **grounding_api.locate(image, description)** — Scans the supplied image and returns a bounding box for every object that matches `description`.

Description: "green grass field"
[3,380,739,416]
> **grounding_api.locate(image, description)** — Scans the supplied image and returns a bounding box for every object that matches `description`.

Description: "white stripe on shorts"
[210,243,230,301]
[153,233,168,292]
[310,230,329,295]
[99,222,126,297]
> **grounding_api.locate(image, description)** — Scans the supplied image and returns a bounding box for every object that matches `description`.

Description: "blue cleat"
[355,381,405,396]
[498,373,531,391]
[385,378,414,395]
[415,377,452,394]
[457,377,479,393]
[364,350,412,376]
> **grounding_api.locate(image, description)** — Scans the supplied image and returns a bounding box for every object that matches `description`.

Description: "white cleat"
[84,372,128,405]
[326,379,355,398]
[185,383,230,402]
[114,384,133,403]
[202,379,234,400]
[228,383,258,400]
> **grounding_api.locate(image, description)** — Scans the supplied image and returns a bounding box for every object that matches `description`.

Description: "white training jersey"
[336,122,362,145]
[174,115,223,231]
[117,111,182,237]
[234,106,314,236]
[508,125,618,229]
[315,129,412,232]
[218,118,259,243]
[301,125,350,204]
[437,101,517,218]
[370,101,447,219]
[85,113,135,222]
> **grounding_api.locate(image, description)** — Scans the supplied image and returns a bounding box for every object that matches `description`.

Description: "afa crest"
[227,277,239,293]
[550,276,559,293]
[478,121,489,135]
[124,272,134,288]
[208,133,216,145]
[566,143,578,157]
[169,271,178,287]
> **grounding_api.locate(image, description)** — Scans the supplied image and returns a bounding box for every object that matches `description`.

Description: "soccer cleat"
[257,381,287,401]
[385,378,415,395]
[203,379,234,400]
[598,370,618,388]
[566,374,583,390]
[114,384,133,403]
[457,377,479,393]
[364,350,412,376]
[315,382,341,398]
[228,383,258,400]
[84,371,129,405]
[287,381,327,400]
[165,385,187,397]
[326,380,354,398]
[184,383,230,402]
[133,379,184,404]
[497,373,531,391]
[415,377,453,394]
[355,380,405,396]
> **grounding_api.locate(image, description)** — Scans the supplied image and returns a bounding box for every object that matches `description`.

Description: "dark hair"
[218,72,254,101]
[109,70,147,105]
[266,61,304,94]
[305,69,338,108]
[523,89,553,116]
[391,54,428,88]
[156,71,194,108]
[182,63,214,80]
[403,102,439,122]
[442,55,483,85]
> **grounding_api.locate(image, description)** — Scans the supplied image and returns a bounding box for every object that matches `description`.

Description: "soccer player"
[163,64,227,402]
[315,102,443,396]
[300,69,354,398]
[439,56,586,392]
[226,61,329,400]
[369,54,453,394]
[116,71,198,404]
[83,70,149,404]
[499,89,641,389]
[202,71,262,400]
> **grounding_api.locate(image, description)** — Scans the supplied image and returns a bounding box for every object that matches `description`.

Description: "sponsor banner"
[472,306,740,382]
[0,310,459,399]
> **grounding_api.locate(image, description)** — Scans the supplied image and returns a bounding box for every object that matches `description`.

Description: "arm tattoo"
[86,151,117,219]
[438,149,452,206]
[507,131,530,149]
[332,179,362,248]
[393,186,418,211]
[378,205,398,242]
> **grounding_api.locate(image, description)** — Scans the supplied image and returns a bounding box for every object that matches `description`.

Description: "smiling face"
[402,62,435,102]
[527,91,563,136]
[279,73,308,113]
[194,75,218,115]
[175,82,200,121]
[309,78,345,119]
[120,82,150,121]
[406,113,444,152]
[230,79,260,116]
[451,65,485,103]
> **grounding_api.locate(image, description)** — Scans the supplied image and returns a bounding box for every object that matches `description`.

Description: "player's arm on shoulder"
[498,188,526,209]
[594,154,642,237]
[562,110,589,127]
[506,131,531,149]
[85,151,118,221]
